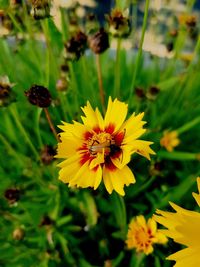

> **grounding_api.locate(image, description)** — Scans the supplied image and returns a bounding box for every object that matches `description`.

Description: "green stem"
[114,38,121,98]
[9,105,39,160]
[41,19,50,87]
[176,117,200,135]
[111,192,127,238]
[68,62,79,113]
[96,54,105,111]
[35,108,43,148]
[81,56,96,104]
[130,176,157,198]
[157,150,199,161]
[128,0,150,105]
[7,11,24,33]
[0,133,25,167]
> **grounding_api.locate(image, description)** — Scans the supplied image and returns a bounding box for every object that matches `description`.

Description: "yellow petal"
[104,97,128,133]
[102,166,114,194]
[81,101,104,130]
[111,146,131,169]
[120,112,146,140]
[103,166,135,196]
[129,140,155,160]
[58,154,80,183]
[69,161,102,189]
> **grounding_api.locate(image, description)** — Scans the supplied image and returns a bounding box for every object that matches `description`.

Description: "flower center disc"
[88,132,113,155]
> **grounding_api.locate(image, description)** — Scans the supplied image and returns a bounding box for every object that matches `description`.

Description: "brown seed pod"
[64,31,88,61]
[40,145,56,164]
[89,28,109,54]
[25,85,52,108]
[107,9,131,38]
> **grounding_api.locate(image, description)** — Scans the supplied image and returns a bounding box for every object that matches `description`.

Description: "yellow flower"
[154,177,200,267]
[160,131,180,152]
[126,215,168,255]
[56,97,155,196]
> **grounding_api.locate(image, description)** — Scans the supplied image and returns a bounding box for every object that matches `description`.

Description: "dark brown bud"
[149,161,164,177]
[149,86,160,95]
[31,0,51,20]
[4,188,20,204]
[185,15,196,27]
[13,228,25,240]
[39,215,53,226]
[146,86,160,100]
[89,28,109,54]
[0,77,16,107]
[40,145,56,164]
[135,87,145,99]
[56,77,68,92]
[60,63,69,75]
[107,9,131,38]
[25,85,52,108]
[64,31,88,61]
[166,42,174,52]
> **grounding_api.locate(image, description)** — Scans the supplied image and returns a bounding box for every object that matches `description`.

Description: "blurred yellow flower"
[160,131,180,152]
[126,215,167,255]
[154,177,200,267]
[56,98,155,196]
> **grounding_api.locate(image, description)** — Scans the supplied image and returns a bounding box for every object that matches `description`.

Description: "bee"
[89,140,112,155]
[89,129,126,157]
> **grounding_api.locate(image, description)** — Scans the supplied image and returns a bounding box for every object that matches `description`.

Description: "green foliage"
[0,1,200,267]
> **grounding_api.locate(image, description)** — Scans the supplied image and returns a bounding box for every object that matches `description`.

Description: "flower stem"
[35,108,43,148]
[114,38,121,98]
[0,133,25,167]
[176,117,200,135]
[96,54,105,110]
[44,108,59,142]
[128,0,150,105]
[9,105,39,160]
[157,150,199,161]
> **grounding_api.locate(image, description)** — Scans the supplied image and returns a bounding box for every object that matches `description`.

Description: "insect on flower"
[89,129,126,157]
[56,98,155,196]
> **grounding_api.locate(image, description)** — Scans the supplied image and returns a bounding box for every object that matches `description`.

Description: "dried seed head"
[0,76,16,107]
[146,86,160,100]
[13,228,25,240]
[135,87,146,99]
[25,85,52,108]
[107,9,131,38]
[4,188,20,204]
[0,12,13,32]
[64,31,88,61]
[31,0,51,20]
[166,42,174,52]
[185,15,196,27]
[40,145,56,164]
[39,215,53,226]
[89,28,109,54]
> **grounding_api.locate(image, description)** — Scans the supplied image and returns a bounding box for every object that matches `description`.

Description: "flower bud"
[31,0,51,20]
[13,227,25,240]
[25,85,52,108]
[64,31,88,61]
[4,188,20,204]
[89,28,109,54]
[40,145,56,164]
[107,9,131,38]
[0,76,16,107]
